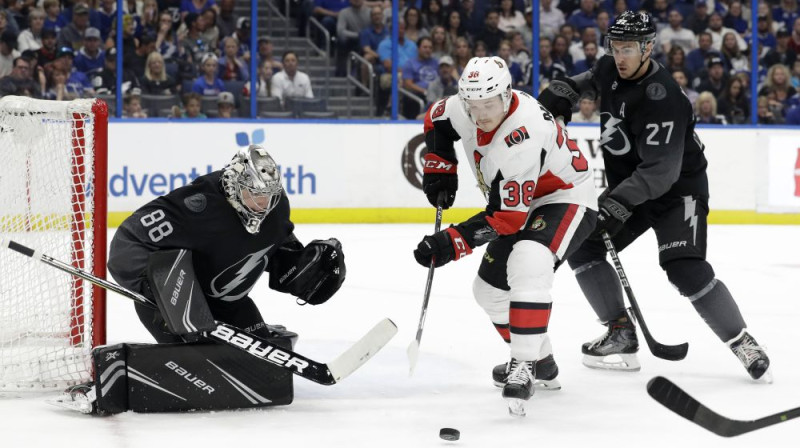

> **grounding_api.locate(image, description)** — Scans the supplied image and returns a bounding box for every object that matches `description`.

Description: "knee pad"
[663,258,716,298]
[473,275,509,320]
[507,240,555,303]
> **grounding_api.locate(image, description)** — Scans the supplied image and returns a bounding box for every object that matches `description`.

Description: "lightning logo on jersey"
[600,112,631,156]
[209,246,272,301]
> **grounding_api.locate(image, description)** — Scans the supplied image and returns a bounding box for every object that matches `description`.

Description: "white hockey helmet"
[221,144,283,234]
[458,56,513,115]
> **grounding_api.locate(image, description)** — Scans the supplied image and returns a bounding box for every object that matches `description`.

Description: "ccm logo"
[210,325,310,373]
[452,236,469,259]
[424,160,453,170]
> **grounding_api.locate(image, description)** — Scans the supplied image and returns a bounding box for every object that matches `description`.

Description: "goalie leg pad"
[93,333,296,413]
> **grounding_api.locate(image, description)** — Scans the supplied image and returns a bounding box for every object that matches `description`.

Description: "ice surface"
[2,224,799,447]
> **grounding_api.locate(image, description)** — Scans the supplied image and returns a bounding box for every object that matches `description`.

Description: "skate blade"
[46,394,94,414]
[505,397,527,417]
[582,353,641,372]
[755,368,774,384]
[534,378,562,391]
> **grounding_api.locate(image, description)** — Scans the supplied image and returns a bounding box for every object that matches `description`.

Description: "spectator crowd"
[0,0,799,123]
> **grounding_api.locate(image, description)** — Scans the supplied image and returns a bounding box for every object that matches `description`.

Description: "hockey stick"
[1,238,397,386]
[407,191,445,376]
[601,231,689,361]
[647,376,800,437]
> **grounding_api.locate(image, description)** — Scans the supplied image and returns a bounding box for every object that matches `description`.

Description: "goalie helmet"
[605,10,656,54]
[458,56,513,116]
[221,144,283,234]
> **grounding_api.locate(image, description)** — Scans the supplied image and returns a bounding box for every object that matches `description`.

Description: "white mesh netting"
[0,97,104,394]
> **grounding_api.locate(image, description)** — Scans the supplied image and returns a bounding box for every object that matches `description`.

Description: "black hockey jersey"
[108,170,296,303]
[585,55,709,208]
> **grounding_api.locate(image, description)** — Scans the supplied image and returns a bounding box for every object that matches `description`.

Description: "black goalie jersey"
[587,55,709,208]
[108,170,296,303]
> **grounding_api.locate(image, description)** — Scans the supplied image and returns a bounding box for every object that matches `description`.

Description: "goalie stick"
[407,191,445,376]
[1,238,397,386]
[647,376,800,437]
[601,232,689,361]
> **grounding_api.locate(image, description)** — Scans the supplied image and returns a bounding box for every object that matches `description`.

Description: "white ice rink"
[2,223,800,447]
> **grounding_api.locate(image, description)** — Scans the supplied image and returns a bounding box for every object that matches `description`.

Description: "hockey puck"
[439,428,460,441]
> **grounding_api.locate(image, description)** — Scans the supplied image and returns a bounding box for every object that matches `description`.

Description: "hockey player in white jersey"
[413,56,598,416]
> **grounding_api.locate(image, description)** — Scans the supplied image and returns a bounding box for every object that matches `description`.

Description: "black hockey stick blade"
[647,376,800,437]
[601,231,688,361]
[627,305,689,361]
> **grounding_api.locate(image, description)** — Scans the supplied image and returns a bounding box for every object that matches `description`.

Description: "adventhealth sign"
[106,122,800,225]
[108,165,314,198]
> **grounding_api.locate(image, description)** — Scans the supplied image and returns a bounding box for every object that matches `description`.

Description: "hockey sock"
[573,260,626,322]
[689,279,746,342]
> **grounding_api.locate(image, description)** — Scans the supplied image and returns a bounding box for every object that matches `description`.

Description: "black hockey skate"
[582,316,640,371]
[47,382,97,415]
[502,358,535,417]
[728,331,772,382]
[492,354,561,390]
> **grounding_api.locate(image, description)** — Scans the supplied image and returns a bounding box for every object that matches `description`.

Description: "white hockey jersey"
[424,90,597,235]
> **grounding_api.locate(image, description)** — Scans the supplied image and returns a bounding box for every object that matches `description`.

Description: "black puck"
[439,428,460,441]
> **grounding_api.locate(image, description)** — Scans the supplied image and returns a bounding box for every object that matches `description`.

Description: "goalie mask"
[222,145,283,234]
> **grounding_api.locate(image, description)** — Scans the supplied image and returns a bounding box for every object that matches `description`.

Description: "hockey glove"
[413,227,472,268]
[596,196,632,237]
[270,238,346,305]
[537,78,580,125]
[422,152,458,209]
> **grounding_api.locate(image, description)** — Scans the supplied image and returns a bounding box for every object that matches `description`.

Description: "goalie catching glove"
[270,238,346,305]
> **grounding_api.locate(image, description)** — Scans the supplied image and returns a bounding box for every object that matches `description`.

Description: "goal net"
[0,97,107,394]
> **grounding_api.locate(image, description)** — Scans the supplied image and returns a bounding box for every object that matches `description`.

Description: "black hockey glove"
[413,227,472,268]
[597,196,632,237]
[422,152,458,209]
[537,78,580,125]
[269,238,346,305]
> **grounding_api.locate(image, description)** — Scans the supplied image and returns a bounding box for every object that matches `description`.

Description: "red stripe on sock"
[494,325,510,342]
[510,307,551,329]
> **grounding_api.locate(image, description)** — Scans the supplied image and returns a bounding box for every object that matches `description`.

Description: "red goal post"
[0,97,107,393]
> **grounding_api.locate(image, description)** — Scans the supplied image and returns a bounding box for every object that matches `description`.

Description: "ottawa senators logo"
[473,151,490,198]
[530,215,546,231]
[504,126,530,147]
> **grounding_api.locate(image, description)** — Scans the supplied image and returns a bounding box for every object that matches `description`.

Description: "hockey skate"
[502,359,535,417]
[492,354,561,390]
[728,330,772,383]
[582,316,641,371]
[47,382,97,415]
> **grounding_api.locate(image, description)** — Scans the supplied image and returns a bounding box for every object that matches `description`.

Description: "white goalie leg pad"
[507,240,555,361]
[472,275,510,325]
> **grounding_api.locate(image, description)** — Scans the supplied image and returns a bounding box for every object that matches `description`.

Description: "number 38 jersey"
[425,90,598,234]
[108,171,296,303]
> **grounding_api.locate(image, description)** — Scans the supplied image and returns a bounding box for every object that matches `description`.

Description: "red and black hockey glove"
[597,196,632,237]
[413,227,472,268]
[422,152,458,209]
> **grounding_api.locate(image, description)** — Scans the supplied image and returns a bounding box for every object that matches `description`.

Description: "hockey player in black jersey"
[537,11,771,381]
[55,145,347,414]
